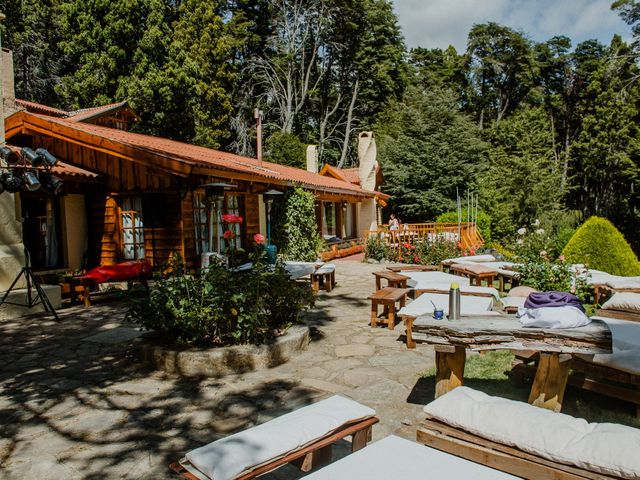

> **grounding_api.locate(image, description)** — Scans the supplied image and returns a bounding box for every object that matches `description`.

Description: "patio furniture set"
[170,387,640,480]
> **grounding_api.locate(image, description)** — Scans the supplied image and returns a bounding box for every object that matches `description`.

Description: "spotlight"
[0,146,20,164]
[23,171,41,191]
[22,147,42,166]
[41,172,63,195]
[35,148,58,167]
[3,173,23,193]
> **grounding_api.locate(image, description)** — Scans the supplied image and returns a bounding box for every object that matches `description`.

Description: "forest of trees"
[2,0,640,251]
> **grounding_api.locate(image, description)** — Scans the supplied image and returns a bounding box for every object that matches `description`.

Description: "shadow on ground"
[0,303,321,478]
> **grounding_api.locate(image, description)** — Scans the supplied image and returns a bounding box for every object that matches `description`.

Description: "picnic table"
[407,315,612,412]
[372,271,410,290]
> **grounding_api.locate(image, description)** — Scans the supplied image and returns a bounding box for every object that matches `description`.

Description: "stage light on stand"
[0,146,20,164]
[35,148,58,167]
[3,173,23,193]
[22,147,42,166]
[41,172,63,195]
[23,171,41,191]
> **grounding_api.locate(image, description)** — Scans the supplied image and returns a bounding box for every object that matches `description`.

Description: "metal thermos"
[448,282,461,320]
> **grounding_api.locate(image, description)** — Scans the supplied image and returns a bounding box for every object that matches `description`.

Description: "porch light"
[3,173,23,193]
[0,146,19,164]
[22,171,41,191]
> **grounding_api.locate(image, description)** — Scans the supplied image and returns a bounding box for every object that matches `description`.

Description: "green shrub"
[515,261,592,303]
[276,187,325,262]
[414,238,460,264]
[127,253,315,346]
[364,236,390,261]
[562,217,640,276]
[435,209,492,244]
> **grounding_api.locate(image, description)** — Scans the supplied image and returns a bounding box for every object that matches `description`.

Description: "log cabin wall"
[244,193,261,245]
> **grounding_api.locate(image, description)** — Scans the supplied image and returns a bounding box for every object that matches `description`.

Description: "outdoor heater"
[263,189,283,263]
[202,182,235,254]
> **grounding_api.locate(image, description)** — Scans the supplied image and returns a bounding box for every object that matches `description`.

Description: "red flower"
[222,214,243,224]
[253,233,265,244]
[403,243,410,249]
[223,229,236,240]
[413,255,419,263]
[410,245,416,250]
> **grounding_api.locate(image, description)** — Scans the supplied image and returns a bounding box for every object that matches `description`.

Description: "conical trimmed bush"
[562,216,640,276]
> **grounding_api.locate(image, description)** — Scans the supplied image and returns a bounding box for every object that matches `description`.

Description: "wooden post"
[387,301,395,330]
[292,444,332,472]
[528,353,572,412]
[370,301,378,328]
[435,346,466,398]
[351,425,372,452]
[404,317,416,349]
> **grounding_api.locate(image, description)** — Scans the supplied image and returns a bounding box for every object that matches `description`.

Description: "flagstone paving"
[0,260,437,479]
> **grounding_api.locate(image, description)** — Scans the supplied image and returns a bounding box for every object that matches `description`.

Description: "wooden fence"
[365,222,484,253]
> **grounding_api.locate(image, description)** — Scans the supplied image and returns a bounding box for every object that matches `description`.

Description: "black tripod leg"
[29,270,60,322]
[0,268,27,305]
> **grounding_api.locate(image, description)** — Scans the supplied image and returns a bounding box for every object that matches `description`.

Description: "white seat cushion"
[601,292,640,313]
[405,271,471,288]
[304,435,518,479]
[423,387,640,479]
[182,395,375,480]
[442,254,497,264]
[499,296,526,309]
[315,264,335,274]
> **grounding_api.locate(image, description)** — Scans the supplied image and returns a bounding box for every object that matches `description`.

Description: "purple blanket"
[524,291,585,312]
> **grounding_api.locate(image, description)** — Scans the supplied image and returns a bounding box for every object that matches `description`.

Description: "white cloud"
[392,0,631,51]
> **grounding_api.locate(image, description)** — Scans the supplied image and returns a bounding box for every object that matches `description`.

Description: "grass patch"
[419,350,640,428]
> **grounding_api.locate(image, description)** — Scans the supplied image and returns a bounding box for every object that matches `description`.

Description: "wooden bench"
[368,287,411,330]
[372,271,409,290]
[170,396,379,480]
[311,264,336,292]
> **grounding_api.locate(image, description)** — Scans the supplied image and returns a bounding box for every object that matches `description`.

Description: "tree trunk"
[338,78,358,168]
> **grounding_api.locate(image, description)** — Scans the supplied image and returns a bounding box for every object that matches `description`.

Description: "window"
[193,192,209,255]
[322,202,337,237]
[192,192,244,254]
[22,195,62,269]
[120,196,145,259]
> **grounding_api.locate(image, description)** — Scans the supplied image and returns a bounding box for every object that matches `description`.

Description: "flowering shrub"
[515,260,592,303]
[364,236,391,261]
[127,249,315,346]
[365,236,459,265]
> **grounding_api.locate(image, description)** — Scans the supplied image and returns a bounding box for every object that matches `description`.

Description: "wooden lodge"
[0,51,387,285]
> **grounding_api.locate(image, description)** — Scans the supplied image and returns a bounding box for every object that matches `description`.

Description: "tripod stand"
[0,249,60,321]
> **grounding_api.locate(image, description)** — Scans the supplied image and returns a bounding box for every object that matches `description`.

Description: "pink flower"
[223,229,236,240]
[559,255,566,263]
[222,214,243,224]
[253,233,265,244]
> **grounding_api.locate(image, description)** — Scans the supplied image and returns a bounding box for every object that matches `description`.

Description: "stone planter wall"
[137,325,310,377]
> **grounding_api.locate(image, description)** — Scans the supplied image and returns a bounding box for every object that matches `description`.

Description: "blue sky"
[392,0,632,51]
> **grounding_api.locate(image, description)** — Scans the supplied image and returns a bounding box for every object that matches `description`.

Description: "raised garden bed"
[321,241,364,261]
[136,325,310,377]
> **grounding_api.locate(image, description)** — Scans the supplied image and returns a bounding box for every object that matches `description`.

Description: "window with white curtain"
[120,196,145,259]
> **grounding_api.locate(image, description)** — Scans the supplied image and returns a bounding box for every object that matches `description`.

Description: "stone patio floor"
[0,260,440,479]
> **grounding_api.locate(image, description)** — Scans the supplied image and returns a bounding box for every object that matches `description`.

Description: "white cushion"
[442,254,496,264]
[601,292,640,313]
[517,305,590,329]
[577,316,640,375]
[315,264,335,274]
[399,293,494,317]
[423,387,640,479]
[283,261,316,279]
[182,395,375,480]
[405,271,471,288]
[606,277,640,289]
[304,435,519,479]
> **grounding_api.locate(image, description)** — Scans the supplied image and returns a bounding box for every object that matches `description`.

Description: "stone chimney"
[2,48,16,115]
[306,145,318,173]
[358,131,377,191]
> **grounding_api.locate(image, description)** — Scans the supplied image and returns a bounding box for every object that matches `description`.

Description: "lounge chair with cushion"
[170,395,378,480]
[418,386,640,479]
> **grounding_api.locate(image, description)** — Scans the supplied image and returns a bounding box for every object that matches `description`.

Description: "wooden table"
[368,287,411,330]
[372,271,410,290]
[450,264,496,287]
[386,265,440,273]
[407,315,612,412]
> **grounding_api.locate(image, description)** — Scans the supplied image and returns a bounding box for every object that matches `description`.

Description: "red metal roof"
[66,100,131,122]
[53,162,100,179]
[22,113,385,198]
[15,99,68,117]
